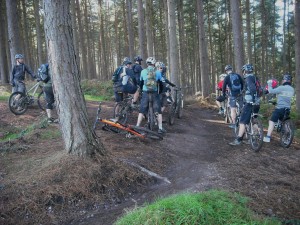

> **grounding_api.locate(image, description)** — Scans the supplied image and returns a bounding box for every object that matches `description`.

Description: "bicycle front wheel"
[148,107,155,131]
[8,92,28,115]
[280,119,294,148]
[37,91,46,111]
[249,117,263,152]
[177,95,183,119]
[131,126,163,140]
[114,102,128,124]
[168,102,176,125]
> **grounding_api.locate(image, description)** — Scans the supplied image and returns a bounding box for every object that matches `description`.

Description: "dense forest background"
[0,0,299,109]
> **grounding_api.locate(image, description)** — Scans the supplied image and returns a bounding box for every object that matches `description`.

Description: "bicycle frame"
[26,81,43,97]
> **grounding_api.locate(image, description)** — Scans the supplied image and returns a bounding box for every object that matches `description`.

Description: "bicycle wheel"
[177,94,183,119]
[234,116,240,137]
[224,105,231,123]
[8,92,28,115]
[113,102,128,124]
[131,126,163,140]
[249,117,263,152]
[280,119,294,148]
[37,91,46,111]
[168,102,176,125]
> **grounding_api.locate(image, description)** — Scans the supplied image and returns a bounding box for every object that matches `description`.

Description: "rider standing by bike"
[222,65,244,128]
[10,54,36,94]
[229,64,258,146]
[132,55,143,107]
[216,73,227,115]
[263,74,294,143]
[136,57,166,134]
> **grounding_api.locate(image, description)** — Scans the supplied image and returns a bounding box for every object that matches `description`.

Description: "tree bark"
[6,0,22,68]
[196,0,210,97]
[126,0,134,60]
[295,0,300,113]
[70,0,80,71]
[137,0,147,67]
[167,0,179,86]
[145,0,154,57]
[245,0,252,63]
[0,0,9,83]
[43,0,106,157]
[230,0,244,75]
[34,0,43,66]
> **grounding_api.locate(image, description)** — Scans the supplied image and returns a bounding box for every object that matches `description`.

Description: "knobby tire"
[177,95,183,119]
[280,119,294,148]
[37,91,46,111]
[249,117,263,152]
[131,126,163,140]
[8,92,28,115]
[168,102,176,125]
[114,102,128,124]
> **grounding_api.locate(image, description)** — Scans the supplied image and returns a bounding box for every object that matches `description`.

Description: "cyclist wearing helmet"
[131,55,143,107]
[10,54,36,94]
[263,73,294,143]
[216,73,227,114]
[155,61,176,113]
[136,57,166,134]
[222,65,244,128]
[229,64,259,146]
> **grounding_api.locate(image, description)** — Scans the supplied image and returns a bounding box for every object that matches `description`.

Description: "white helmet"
[219,74,227,80]
[146,57,156,65]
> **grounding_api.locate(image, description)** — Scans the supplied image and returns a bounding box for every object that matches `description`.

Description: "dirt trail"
[71,103,300,225]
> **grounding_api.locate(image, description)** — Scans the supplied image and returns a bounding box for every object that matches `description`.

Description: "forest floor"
[0,97,300,225]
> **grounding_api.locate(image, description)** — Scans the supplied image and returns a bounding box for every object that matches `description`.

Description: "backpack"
[38,64,50,83]
[229,73,241,92]
[255,76,263,97]
[145,67,157,91]
[112,66,122,83]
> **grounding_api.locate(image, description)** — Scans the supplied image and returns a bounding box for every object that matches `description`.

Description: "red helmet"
[265,79,278,90]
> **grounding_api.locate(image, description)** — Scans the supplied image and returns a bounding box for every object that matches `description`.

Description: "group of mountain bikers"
[10,54,58,123]
[112,56,175,134]
[216,64,295,146]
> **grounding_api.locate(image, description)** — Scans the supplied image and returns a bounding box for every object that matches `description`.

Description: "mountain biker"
[216,73,227,114]
[38,63,58,123]
[222,65,244,128]
[136,57,166,134]
[229,64,258,146]
[263,74,295,143]
[10,54,36,94]
[132,55,143,107]
[155,61,176,113]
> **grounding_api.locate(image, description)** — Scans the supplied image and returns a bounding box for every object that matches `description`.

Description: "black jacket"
[10,63,35,84]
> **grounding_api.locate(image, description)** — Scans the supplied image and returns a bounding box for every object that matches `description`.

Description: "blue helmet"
[242,64,253,73]
[283,73,292,83]
[15,54,24,59]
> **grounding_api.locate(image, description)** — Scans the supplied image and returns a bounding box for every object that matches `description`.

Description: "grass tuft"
[115,190,280,225]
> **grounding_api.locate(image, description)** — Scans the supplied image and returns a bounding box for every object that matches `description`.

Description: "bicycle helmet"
[122,57,132,65]
[15,54,24,59]
[134,55,143,62]
[146,57,156,65]
[283,73,292,83]
[155,61,165,69]
[219,74,227,80]
[242,64,253,73]
[224,65,232,72]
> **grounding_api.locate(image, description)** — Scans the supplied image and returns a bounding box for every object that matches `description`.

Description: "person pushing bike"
[263,74,294,143]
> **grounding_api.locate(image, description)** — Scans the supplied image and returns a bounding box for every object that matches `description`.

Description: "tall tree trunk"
[245,0,252,63]
[230,0,244,75]
[137,0,147,67]
[34,0,43,66]
[76,0,88,79]
[163,0,170,67]
[177,0,186,86]
[6,0,22,68]
[21,0,33,69]
[295,0,300,113]
[0,0,9,83]
[260,0,267,79]
[167,0,179,86]
[145,0,154,57]
[196,0,210,97]
[70,0,80,71]
[282,0,287,69]
[43,0,106,157]
[83,0,93,79]
[126,0,134,60]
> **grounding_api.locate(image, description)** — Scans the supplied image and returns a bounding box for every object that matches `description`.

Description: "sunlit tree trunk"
[43,0,106,157]
[295,0,300,113]
[230,0,244,75]
[196,0,210,97]
[167,0,179,86]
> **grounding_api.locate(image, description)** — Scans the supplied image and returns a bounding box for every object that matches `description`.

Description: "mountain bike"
[269,101,294,148]
[225,96,241,124]
[168,86,184,125]
[234,103,264,152]
[8,81,46,115]
[94,102,163,140]
[113,95,139,124]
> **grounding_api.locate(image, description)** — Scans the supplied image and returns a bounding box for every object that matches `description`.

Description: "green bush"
[81,79,113,100]
[115,190,280,225]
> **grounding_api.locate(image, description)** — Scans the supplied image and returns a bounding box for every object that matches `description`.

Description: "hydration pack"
[229,73,241,92]
[145,67,157,91]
